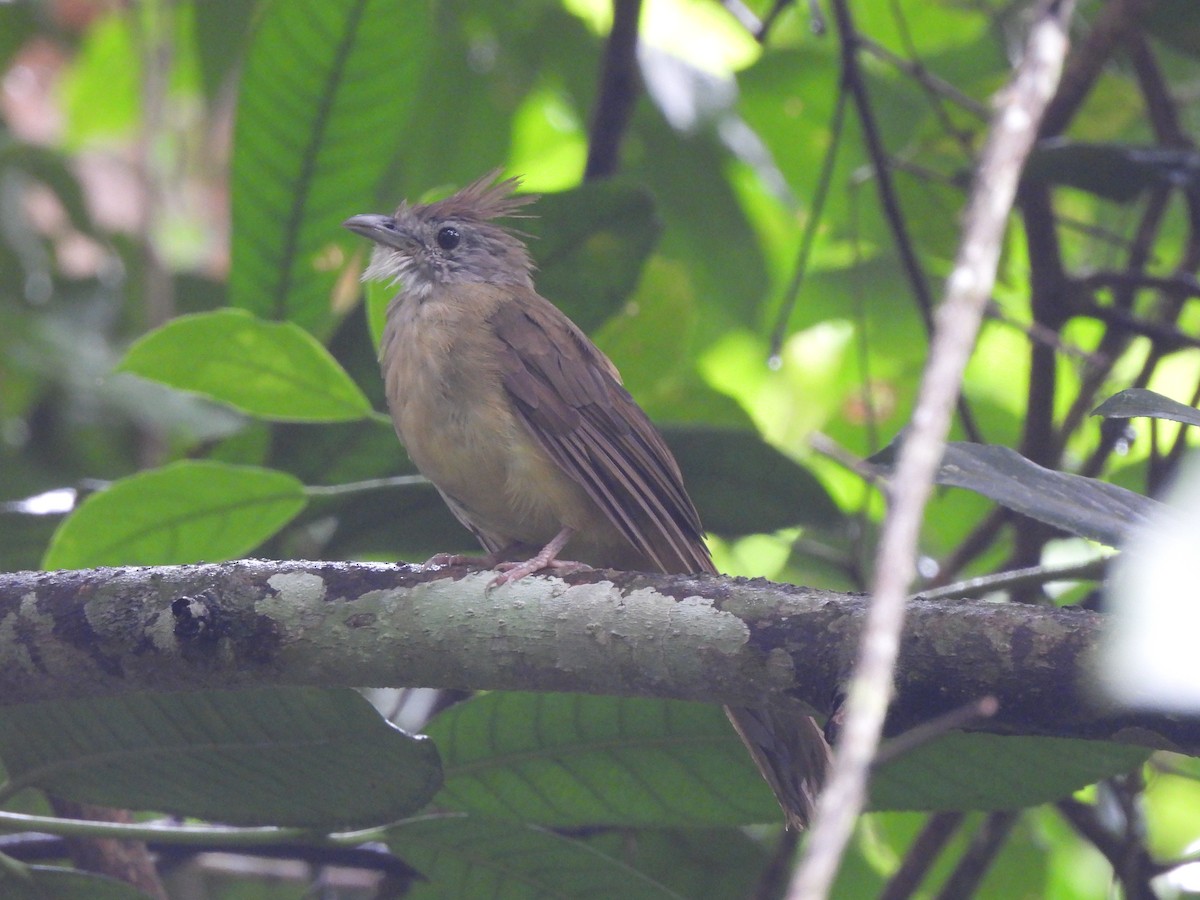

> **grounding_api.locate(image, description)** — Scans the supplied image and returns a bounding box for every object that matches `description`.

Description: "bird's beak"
[342,214,412,251]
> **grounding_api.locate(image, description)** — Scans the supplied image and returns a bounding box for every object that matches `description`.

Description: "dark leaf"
[386,816,684,900]
[0,688,442,829]
[1023,140,1200,203]
[875,441,1159,548]
[1144,0,1200,58]
[872,733,1149,811]
[663,426,842,536]
[1092,388,1200,428]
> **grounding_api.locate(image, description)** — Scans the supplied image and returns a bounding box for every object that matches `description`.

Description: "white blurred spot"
[1103,455,1200,711]
[5,487,77,515]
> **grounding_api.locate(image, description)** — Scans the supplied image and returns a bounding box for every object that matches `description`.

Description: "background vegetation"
[1,0,1199,896]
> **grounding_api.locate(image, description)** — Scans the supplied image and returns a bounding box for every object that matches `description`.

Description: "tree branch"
[0,560,1195,751]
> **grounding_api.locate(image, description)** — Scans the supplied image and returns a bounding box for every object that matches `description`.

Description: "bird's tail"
[724,704,831,830]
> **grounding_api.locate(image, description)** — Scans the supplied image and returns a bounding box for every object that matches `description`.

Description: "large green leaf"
[871,733,1149,811]
[427,694,1157,828]
[427,694,778,827]
[229,0,430,333]
[117,309,373,422]
[42,461,306,569]
[387,816,685,900]
[0,688,442,829]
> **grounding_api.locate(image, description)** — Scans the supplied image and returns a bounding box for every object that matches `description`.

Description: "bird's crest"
[414,169,538,224]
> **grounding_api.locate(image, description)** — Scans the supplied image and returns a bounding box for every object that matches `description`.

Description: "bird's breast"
[379,290,609,550]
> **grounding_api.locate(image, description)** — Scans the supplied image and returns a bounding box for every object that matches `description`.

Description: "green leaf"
[229,0,431,333]
[427,693,779,827]
[42,461,307,569]
[0,865,150,900]
[872,733,1150,811]
[1093,388,1200,428]
[584,828,768,900]
[0,688,442,829]
[117,309,373,422]
[525,180,662,334]
[663,426,842,536]
[387,815,685,900]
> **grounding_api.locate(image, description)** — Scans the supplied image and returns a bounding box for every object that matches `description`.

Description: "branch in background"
[584,0,643,180]
[909,556,1106,603]
[1058,798,1158,899]
[1039,0,1157,139]
[933,811,1020,900]
[787,1,1078,896]
[879,812,966,900]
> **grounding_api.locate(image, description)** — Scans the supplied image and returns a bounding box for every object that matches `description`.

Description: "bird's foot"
[489,556,592,587]
[423,552,483,569]
[486,526,586,588]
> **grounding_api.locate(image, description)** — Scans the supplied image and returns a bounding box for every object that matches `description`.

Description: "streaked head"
[343,170,537,297]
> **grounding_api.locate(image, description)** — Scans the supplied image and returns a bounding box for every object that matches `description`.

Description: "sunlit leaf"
[43,461,306,569]
[117,309,374,422]
[229,0,431,333]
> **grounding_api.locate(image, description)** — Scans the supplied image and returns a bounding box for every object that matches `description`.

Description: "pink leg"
[488,527,591,587]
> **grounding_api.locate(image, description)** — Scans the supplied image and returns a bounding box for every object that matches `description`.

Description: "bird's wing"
[491,288,716,576]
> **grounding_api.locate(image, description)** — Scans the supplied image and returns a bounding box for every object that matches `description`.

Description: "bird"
[343,170,829,828]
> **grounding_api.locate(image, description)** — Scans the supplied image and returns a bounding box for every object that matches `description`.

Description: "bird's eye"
[436,226,461,250]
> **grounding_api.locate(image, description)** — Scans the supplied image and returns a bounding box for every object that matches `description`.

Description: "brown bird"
[344,171,829,828]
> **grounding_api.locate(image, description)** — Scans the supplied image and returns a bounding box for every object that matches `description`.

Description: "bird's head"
[343,170,537,298]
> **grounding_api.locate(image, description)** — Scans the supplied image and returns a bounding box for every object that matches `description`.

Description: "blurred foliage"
[2,0,1200,896]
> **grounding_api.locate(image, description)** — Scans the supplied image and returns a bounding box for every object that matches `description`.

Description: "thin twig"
[809,432,883,484]
[1074,297,1200,353]
[768,85,849,359]
[875,6,989,123]
[909,556,1107,603]
[875,696,999,766]
[785,3,1076,895]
